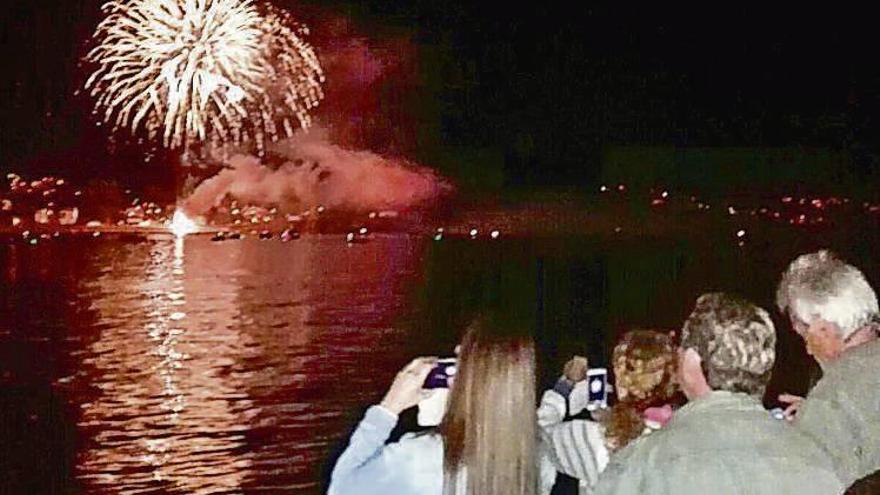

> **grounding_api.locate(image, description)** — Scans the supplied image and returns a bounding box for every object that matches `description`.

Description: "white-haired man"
[777,250,880,487]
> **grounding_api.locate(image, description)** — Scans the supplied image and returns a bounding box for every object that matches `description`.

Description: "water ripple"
[6,235,426,494]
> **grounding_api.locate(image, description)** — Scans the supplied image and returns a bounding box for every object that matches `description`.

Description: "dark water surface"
[2,223,878,493]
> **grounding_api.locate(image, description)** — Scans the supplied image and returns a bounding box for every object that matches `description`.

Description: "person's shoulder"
[606,421,673,469]
[593,431,670,495]
[813,340,880,396]
[397,431,443,451]
[595,410,761,495]
[632,400,780,458]
[843,339,880,370]
[385,432,445,483]
[839,339,880,365]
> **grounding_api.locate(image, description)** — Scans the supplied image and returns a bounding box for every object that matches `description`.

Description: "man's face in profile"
[790,313,844,365]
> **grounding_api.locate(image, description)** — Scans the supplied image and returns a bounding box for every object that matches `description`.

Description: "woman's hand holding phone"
[380,357,438,415]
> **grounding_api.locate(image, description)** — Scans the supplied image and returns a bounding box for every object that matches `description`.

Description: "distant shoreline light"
[170,210,199,238]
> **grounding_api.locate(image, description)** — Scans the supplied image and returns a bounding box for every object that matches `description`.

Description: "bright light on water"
[170,210,198,238]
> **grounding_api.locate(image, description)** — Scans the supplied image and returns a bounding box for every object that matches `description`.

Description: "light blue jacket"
[328,405,556,495]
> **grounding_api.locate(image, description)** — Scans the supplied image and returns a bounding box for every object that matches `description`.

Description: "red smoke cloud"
[183,128,450,216]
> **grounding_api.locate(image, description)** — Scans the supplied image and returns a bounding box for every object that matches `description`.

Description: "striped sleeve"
[538,390,610,488]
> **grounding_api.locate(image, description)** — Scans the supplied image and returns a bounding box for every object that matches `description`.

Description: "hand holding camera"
[423,358,458,389]
[557,355,610,414]
[380,357,438,415]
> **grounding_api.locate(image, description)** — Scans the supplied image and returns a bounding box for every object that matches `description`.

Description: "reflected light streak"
[75,240,253,493]
[67,234,428,492]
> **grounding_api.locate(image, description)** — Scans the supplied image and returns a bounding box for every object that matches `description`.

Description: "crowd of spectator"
[329,250,879,494]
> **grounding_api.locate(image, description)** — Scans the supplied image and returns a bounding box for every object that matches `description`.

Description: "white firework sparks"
[247,6,325,150]
[84,0,324,150]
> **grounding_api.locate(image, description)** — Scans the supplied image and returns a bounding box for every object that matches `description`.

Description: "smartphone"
[586,368,609,410]
[423,358,457,389]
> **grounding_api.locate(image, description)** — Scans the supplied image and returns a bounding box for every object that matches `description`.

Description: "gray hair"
[776,250,878,339]
[680,293,776,398]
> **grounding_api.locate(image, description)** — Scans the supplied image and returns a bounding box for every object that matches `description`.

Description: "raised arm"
[329,357,437,495]
[537,367,610,489]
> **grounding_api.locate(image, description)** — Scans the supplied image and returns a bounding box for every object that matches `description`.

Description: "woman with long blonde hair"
[328,315,556,495]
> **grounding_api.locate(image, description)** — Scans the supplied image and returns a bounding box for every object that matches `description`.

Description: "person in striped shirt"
[538,330,679,495]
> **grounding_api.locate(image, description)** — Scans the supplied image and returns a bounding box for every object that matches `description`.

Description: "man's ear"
[682,347,702,370]
[680,347,711,398]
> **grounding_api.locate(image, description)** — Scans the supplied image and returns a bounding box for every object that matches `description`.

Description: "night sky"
[2,2,879,186]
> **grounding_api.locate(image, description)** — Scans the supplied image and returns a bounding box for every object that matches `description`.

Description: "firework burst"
[84,0,324,150]
[242,6,325,150]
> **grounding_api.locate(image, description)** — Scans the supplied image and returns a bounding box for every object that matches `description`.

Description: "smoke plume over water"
[182,128,450,216]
